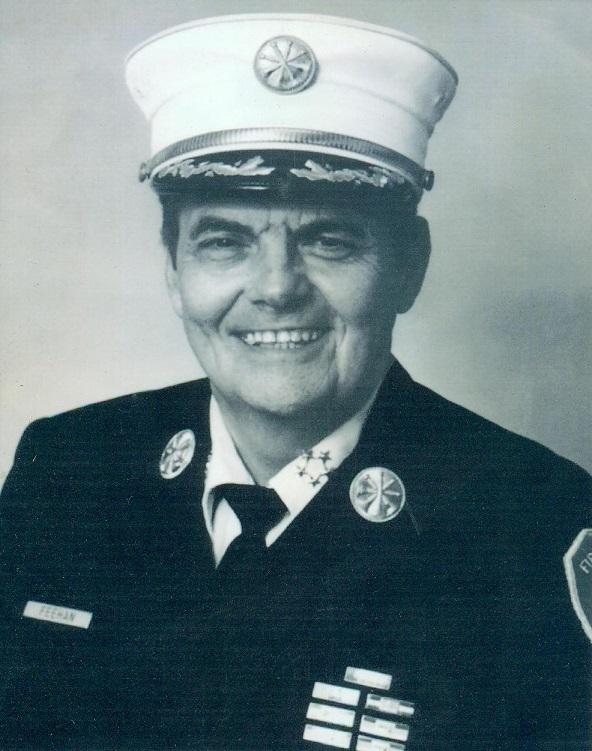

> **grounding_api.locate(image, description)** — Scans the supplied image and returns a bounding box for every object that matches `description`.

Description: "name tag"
[23,600,92,629]
[345,666,392,691]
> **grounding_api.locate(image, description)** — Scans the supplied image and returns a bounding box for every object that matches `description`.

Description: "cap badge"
[159,429,196,480]
[564,528,592,643]
[349,467,405,523]
[254,35,317,94]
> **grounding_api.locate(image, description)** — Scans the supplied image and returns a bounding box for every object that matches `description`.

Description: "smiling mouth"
[237,329,326,349]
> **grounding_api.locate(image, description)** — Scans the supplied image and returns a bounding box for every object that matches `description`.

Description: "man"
[0,13,589,751]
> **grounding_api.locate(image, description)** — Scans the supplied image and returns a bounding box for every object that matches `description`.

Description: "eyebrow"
[294,219,368,242]
[188,215,369,242]
[188,217,255,241]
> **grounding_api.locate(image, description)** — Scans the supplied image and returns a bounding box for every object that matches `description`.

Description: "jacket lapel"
[118,379,216,594]
[270,361,425,575]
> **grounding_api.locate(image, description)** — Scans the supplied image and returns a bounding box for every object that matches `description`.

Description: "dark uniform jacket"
[0,362,590,751]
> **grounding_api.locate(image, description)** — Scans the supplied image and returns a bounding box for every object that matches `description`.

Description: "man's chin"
[241,394,323,419]
[233,381,337,420]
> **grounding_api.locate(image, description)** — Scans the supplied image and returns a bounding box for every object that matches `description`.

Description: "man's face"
[166,196,428,418]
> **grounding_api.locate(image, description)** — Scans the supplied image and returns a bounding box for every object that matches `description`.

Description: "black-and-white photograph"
[1,2,590,749]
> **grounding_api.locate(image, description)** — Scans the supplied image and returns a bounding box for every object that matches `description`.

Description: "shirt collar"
[203,391,376,532]
[202,398,253,540]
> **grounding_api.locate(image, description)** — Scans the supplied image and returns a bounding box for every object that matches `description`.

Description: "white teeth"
[239,329,324,347]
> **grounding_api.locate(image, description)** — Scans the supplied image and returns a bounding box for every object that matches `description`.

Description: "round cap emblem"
[159,429,196,480]
[254,36,317,94]
[349,467,406,523]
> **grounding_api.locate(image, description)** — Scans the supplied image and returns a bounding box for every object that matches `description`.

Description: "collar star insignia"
[296,448,333,487]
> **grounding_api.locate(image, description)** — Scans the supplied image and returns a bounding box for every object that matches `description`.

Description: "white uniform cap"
[126,13,457,198]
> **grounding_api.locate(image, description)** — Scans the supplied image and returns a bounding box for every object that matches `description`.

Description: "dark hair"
[159,192,188,268]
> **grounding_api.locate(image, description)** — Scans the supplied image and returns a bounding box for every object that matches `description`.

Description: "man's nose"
[245,228,311,309]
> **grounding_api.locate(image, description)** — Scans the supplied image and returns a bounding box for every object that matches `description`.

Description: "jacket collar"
[263,360,429,574]
[143,361,433,579]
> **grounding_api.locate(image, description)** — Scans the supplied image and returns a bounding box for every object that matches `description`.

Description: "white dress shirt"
[202,396,376,565]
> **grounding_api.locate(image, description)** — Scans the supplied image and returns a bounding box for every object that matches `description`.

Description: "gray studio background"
[1,0,591,484]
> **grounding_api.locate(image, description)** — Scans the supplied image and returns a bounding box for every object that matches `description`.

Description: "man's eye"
[301,235,358,259]
[194,235,247,258]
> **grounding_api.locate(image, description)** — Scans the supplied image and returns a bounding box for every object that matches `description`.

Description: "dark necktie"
[214,483,287,575]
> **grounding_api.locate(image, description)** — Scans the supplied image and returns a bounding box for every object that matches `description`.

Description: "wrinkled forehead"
[177,195,378,234]
[172,189,413,239]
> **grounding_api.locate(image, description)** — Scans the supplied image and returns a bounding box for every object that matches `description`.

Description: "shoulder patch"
[564,529,592,643]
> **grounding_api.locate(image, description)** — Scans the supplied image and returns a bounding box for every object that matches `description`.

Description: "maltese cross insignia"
[159,429,196,480]
[254,35,317,94]
[349,467,405,523]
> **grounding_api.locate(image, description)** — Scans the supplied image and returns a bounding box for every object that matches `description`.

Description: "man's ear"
[165,253,184,318]
[395,215,431,314]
